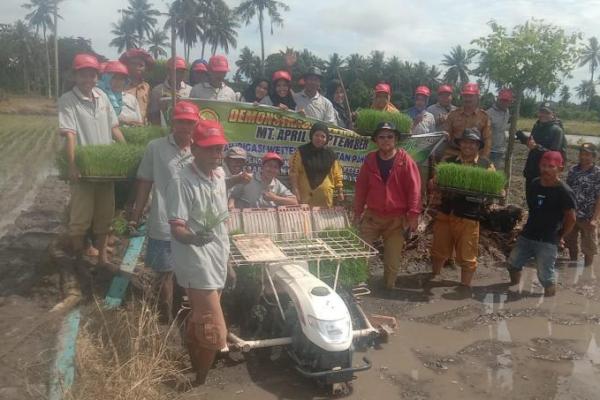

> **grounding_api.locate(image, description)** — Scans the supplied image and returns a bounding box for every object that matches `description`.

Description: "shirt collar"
[190,162,220,181]
[460,107,478,116]
[457,154,479,164]
[492,104,507,113]
[301,90,320,100]
[73,86,100,102]
[163,80,188,91]
[167,133,191,151]
[202,81,225,90]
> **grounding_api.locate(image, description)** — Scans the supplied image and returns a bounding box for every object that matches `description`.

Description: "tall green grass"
[355,109,412,136]
[436,162,506,195]
[121,126,167,146]
[57,143,144,178]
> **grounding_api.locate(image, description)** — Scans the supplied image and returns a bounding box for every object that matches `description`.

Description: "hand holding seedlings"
[193,231,217,247]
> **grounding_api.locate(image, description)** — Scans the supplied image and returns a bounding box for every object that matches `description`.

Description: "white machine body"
[267,261,353,352]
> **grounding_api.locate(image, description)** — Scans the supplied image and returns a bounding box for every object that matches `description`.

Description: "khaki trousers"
[68,181,115,237]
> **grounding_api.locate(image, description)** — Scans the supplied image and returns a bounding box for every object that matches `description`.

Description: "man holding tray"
[59,53,126,270]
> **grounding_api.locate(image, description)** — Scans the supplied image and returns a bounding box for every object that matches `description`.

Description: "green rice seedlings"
[121,126,167,146]
[435,162,506,195]
[354,109,412,136]
[57,143,145,179]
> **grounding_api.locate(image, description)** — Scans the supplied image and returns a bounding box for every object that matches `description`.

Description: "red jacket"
[354,149,422,218]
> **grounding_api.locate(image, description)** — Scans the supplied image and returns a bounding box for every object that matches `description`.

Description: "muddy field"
[0,110,598,400]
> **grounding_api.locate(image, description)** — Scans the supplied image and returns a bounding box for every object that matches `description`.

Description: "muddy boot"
[584,254,594,267]
[544,284,556,297]
[508,269,522,286]
[460,269,475,288]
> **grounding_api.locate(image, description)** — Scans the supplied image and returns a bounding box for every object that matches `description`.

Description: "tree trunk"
[54,4,59,98]
[43,28,51,98]
[503,91,522,204]
[259,9,265,76]
[587,67,595,111]
[201,41,206,59]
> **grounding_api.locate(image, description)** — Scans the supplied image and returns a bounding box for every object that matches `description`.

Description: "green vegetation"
[517,118,600,137]
[354,108,412,136]
[436,162,506,195]
[121,125,166,146]
[57,143,144,178]
[309,258,368,288]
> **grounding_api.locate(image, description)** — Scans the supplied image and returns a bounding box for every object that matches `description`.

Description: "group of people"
[58,48,600,384]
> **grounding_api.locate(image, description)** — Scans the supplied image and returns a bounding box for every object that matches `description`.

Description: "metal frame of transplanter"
[224,205,381,352]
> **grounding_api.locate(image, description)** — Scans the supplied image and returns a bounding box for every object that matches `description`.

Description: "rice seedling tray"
[354,108,412,136]
[79,176,131,182]
[438,185,504,202]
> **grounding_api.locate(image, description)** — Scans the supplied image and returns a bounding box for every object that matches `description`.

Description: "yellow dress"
[289,150,343,207]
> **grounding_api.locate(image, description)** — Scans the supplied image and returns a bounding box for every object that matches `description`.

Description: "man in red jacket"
[354,122,422,289]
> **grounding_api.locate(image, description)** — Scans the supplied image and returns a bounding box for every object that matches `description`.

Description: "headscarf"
[243,78,270,103]
[326,80,351,128]
[371,92,400,113]
[269,79,296,109]
[298,122,337,190]
[97,73,124,116]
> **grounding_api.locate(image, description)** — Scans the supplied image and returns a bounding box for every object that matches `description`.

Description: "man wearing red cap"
[506,151,576,297]
[58,53,126,269]
[129,101,198,321]
[148,57,192,125]
[427,85,457,131]
[229,152,298,209]
[407,86,436,134]
[166,120,230,384]
[443,82,492,157]
[189,55,236,102]
[119,48,154,123]
[486,89,513,170]
[371,83,400,113]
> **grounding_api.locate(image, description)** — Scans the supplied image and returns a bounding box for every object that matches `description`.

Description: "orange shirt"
[125,81,151,123]
[443,107,492,157]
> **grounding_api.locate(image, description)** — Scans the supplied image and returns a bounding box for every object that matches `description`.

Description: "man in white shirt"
[486,89,513,170]
[190,55,237,102]
[293,67,337,124]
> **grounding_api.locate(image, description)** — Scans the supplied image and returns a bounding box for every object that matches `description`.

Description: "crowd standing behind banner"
[59,50,600,385]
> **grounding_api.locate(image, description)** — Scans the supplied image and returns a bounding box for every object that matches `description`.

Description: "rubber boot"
[584,254,594,267]
[509,270,522,286]
[460,268,475,288]
[544,284,556,297]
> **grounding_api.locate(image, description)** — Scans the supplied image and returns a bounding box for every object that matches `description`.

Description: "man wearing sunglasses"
[354,122,422,289]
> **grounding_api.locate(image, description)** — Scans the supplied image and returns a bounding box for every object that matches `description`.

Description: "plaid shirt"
[567,164,600,220]
[443,107,492,157]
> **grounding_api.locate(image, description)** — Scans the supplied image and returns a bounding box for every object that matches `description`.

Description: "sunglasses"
[376,134,395,140]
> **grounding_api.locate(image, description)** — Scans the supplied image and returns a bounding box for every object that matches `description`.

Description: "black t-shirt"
[522,178,576,244]
[377,153,395,183]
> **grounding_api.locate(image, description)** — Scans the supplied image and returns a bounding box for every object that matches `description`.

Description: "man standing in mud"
[565,143,600,267]
[506,151,576,297]
[59,53,126,269]
[129,101,199,322]
[167,120,230,384]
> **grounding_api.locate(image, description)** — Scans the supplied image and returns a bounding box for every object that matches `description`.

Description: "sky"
[2,0,600,98]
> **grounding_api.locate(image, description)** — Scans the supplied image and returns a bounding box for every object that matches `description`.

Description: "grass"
[517,117,600,137]
[57,143,145,178]
[65,297,187,400]
[355,108,413,136]
[122,126,167,146]
[436,162,506,195]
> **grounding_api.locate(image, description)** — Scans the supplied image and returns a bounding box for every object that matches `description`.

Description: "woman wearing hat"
[430,128,495,290]
[263,70,296,110]
[97,60,143,126]
[354,122,421,289]
[290,122,344,208]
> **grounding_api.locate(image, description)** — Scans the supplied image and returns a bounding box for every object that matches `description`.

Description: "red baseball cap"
[119,48,155,66]
[167,56,187,70]
[498,88,514,101]
[208,55,229,72]
[193,120,228,147]
[193,62,208,72]
[540,151,564,167]
[375,83,391,95]
[415,85,431,97]
[103,60,129,76]
[461,82,480,96]
[438,84,453,94]
[172,101,200,122]
[72,53,100,71]
[272,70,291,82]
[262,152,284,166]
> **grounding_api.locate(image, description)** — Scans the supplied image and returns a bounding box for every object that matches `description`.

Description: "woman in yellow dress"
[290,122,344,207]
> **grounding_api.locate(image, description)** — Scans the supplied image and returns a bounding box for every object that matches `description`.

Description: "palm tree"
[166,0,203,62]
[559,85,570,106]
[441,45,475,87]
[110,17,141,53]
[576,80,596,103]
[122,0,160,41]
[12,20,34,93]
[235,47,261,81]
[146,28,169,59]
[579,37,600,110]
[345,53,368,83]
[325,53,344,80]
[23,0,58,97]
[234,0,290,73]
[206,3,239,55]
